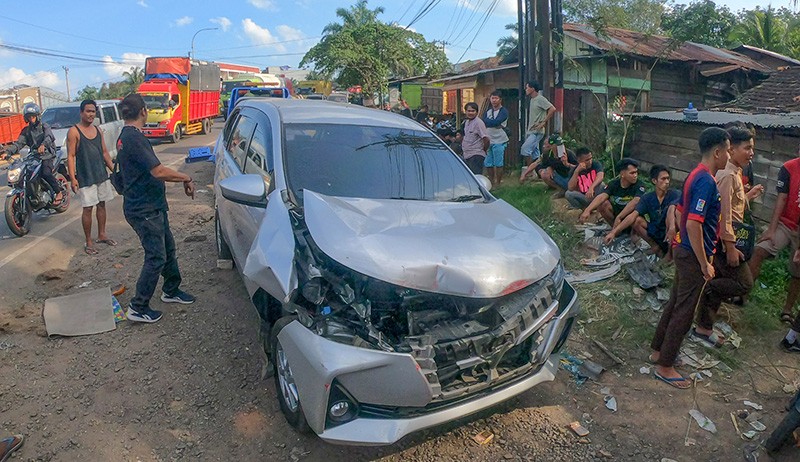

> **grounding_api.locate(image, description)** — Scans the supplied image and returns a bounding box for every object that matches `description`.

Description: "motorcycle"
[4,148,70,236]
[765,388,800,454]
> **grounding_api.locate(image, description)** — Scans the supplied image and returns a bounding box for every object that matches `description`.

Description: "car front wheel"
[215,211,233,262]
[271,317,311,433]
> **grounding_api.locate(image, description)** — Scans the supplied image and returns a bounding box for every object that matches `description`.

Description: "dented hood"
[303,191,560,298]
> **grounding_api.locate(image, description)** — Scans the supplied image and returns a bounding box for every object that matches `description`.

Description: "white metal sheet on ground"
[43,287,115,337]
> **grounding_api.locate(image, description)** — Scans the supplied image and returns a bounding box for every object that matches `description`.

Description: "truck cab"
[140,80,182,142]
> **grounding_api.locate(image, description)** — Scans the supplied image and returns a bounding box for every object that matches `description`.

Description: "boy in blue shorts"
[482,91,509,186]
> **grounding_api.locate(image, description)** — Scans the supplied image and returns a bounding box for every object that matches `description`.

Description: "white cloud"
[242,18,285,52]
[276,25,304,42]
[174,16,194,27]
[0,67,59,89]
[248,0,275,10]
[210,16,232,32]
[461,0,516,16]
[102,52,149,78]
[137,0,148,7]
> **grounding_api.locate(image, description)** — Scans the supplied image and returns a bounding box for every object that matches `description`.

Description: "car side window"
[102,106,118,123]
[224,110,240,142]
[226,114,256,171]
[244,121,273,174]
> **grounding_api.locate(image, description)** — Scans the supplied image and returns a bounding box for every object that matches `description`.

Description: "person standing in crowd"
[414,104,429,125]
[116,94,196,324]
[461,102,489,175]
[399,100,413,119]
[603,165,680,258]
[689,126,759,347]
[450,129,464,157]
[0,103,64,205]
[565,147,605,209]
[482,91,509,187]
[66,100,117,256]
[650,127,730,389]
[749,143,800,331]
[519,81,555,169]
[579,158,646,227]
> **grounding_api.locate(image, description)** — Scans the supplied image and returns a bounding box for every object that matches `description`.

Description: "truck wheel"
[171,125,182,143]
[201,118,211,135]
[271,317,312,434]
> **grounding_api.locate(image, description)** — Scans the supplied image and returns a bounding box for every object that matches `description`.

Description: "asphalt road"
[0,125,221,285]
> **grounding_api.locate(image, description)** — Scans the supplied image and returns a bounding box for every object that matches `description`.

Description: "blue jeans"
[125,209,182,309]
[484,143,507,167]
[520,132,545,159]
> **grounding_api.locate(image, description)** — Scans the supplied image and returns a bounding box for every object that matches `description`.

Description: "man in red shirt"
[749,151,800,351]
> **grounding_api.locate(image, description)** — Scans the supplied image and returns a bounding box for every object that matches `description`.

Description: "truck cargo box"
[0,112,25,146]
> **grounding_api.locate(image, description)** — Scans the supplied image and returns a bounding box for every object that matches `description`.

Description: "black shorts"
[465,155,485,174]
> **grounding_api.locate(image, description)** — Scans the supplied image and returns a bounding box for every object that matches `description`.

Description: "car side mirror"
[474,174,493,191]
[219,174,268,208]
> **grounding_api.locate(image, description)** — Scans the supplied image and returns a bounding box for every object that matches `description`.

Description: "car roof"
[45,100,120,109]
[239,99,427,130]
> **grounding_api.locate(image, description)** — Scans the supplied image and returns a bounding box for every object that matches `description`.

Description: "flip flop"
[648,353,684,367]
[95,238,117,246]
[781,313,794,324]
[654,371,692,389]
[84,245,99,255]
[0,434,24,462]
[691,329,725,348]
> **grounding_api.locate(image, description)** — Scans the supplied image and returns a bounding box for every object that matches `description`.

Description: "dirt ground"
[1,157,799,461]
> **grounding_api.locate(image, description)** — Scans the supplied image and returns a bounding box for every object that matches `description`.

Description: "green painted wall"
[607,75,651,91]
[401,84,423,109]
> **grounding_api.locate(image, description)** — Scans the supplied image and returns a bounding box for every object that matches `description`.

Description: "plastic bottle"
[683,102,699,121]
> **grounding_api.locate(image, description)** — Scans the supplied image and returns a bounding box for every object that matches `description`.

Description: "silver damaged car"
[213,99,579,445]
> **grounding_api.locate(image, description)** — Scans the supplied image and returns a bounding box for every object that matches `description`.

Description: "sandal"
[654,371,692,389]
[781,312,794,324]
[691,328,725,348]
[95,238,117,246]
[84,245,99,255]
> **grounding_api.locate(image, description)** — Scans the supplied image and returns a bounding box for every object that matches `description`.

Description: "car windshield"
[142,93,170,109]
[40,107,80,129]
[284,123,484,203]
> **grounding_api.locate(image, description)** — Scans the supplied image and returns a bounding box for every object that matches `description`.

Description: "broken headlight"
[548,260,565,304]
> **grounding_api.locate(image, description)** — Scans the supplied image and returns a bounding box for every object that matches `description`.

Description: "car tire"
[215,211,233,262]
[271,316,312,434]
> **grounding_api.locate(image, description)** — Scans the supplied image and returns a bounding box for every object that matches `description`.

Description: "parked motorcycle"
[4,149,70,236]
[765,388,800,454]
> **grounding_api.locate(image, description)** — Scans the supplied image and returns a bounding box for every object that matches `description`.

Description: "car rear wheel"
[271,317,311,433]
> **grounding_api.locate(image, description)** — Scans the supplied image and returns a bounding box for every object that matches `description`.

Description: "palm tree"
[496,23,519,64]
[731,7,788,54]
[323,0,385,35]
[122,66,145,93]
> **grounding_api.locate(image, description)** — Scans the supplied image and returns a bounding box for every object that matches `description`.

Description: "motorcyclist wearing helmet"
[1,103,64,204]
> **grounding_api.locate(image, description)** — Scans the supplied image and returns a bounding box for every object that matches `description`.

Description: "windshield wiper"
[388,196,429,201]
[449,194,484,202]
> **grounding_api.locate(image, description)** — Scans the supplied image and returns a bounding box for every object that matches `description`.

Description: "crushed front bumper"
[277,281,579,446]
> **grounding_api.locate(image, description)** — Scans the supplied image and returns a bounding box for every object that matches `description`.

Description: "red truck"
[0,112,26,148]
[138,57,220,143]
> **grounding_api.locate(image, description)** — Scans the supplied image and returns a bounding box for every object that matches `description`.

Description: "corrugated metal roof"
[564,24,771,73]
[428,64,519,83]
[631,110,800,128]
[733,45,800,66]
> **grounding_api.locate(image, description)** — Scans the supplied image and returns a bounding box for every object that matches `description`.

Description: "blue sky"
[0,0,789,97]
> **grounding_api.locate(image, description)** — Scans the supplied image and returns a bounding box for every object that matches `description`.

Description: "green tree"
[300,0,449,97]
[76,85,99,102]
[730,6,789,54]
[496,23,519,64]
[563,0,667,34]
[122,66,145,93]
[661,0,736,48]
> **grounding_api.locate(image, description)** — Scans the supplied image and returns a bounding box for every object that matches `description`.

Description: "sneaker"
[126,304,163,323]
[160,289,196,304]
[780,338,800,353]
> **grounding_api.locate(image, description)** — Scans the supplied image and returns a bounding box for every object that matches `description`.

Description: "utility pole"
[62,66,71,101]
[517,0,526,143]
[551,0,564,133]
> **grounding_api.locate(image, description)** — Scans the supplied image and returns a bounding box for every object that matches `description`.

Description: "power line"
[195,36,322,53]
[453,0,501,64]
[0,44,143,65]
[0,14,183,52]
[396,0,420,24]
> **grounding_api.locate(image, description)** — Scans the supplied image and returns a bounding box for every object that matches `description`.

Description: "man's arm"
[614,197,640,227]
[98,130,113,171]
[482,136,490,152]
[568,165,584,191]
[579,192,609,222]
[2,130,27,156]
[758,193,787,243]
[482,108,508,128]
[605,210,640,244]
[686,220,714,280]
[151,164,195,198]
[665,204,678,243]
[66,127,80,192]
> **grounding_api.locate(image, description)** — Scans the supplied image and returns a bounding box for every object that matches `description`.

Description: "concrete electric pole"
[62,66,71,101]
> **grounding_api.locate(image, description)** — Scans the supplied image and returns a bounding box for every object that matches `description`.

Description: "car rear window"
[283,123,484,203]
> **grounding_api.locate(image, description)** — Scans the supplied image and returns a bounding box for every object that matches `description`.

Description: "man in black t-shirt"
[579,158,646,226]
[116,94,197,324]
[520,137,576,190]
